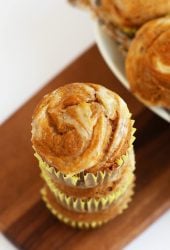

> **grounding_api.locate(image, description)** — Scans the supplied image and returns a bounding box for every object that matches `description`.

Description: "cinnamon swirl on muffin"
[126,17,170,108]
[31,83,136,228]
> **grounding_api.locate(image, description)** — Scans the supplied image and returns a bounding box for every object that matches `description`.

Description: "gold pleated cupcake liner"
[35,121,136,189]
[35,147,131,189]
[41,187,104,228]
[41,182,135,229]
[41,167,134,213]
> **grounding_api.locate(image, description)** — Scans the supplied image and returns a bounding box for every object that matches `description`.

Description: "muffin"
[31,83,136,228]
[69,0,170,54]
[126,17,170,108]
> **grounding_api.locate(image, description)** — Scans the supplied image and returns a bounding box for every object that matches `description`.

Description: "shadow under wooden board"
[0,45,170,250]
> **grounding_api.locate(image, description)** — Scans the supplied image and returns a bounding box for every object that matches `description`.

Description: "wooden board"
[0,45,170,250]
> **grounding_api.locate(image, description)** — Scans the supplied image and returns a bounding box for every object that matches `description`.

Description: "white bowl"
[94,22,170,123]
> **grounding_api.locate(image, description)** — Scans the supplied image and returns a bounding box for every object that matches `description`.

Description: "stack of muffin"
[31,83,136,228]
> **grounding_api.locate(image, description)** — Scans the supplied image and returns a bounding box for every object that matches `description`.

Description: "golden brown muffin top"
[126,17,170,108]
[31,83,131,175]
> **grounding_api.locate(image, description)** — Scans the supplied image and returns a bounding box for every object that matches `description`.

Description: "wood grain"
[0,45,169,250]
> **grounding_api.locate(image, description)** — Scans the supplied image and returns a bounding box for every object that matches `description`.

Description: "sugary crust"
[32,83,132,175]
[41,180,134,227]
[126,17,170,108]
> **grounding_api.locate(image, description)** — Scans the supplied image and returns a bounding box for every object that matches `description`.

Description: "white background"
[0,1,169,249]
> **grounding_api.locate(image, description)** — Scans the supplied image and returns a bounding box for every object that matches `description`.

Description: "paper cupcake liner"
[41,168,134,213]
[35,121,136,189]
[130,120,136,143]
[41,182,134,229]
[35,149,130,189]
[41,187,104,228]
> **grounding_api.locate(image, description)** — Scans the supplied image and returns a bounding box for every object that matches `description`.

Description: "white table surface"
[0,1,169,249]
